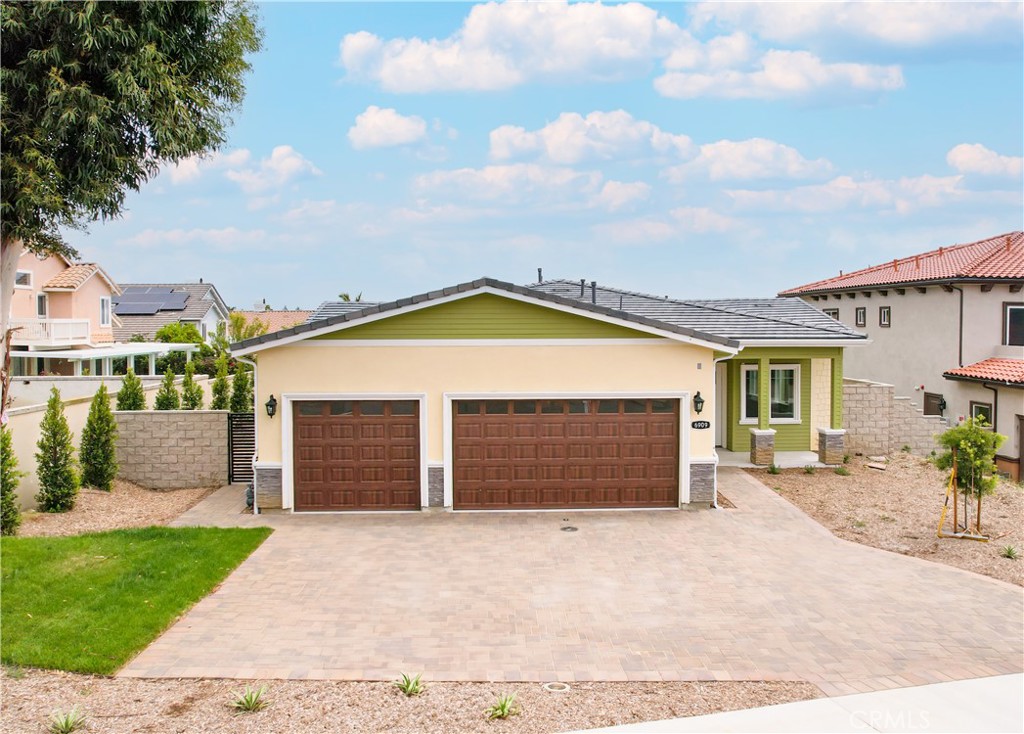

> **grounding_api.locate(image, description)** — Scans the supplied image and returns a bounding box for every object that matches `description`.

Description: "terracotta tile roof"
[234,310,313,333]
[943,358,1024,386]
[43,263,121,293]
[780,232,1024,295]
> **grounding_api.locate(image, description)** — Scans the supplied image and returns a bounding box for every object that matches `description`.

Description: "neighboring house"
[113,282,229,344]
[233,310,313,334]
[231,277,864,514]
[8,251,121,375]
[781,231,1024,479]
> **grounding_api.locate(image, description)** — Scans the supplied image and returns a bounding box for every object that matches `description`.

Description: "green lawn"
[1,526,272,674]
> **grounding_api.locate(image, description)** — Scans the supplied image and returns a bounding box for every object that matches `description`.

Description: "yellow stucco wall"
[254,341,717,464]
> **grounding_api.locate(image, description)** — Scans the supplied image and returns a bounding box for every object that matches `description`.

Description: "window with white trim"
[879,306,891,327]
[970,401,992,426]
[823,308,839,320]
[15,271,32,288]
[99,297,111,327]
[855,307,866,327]
[740,364,802,424]
[36,293,48,318]
[1006,303,1024,346]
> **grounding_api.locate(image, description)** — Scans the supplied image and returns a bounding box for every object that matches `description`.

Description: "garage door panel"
[454,398,678,510]
[293,400,420,511]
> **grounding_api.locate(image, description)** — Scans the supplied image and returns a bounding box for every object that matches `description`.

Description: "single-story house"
[231,278,865,513]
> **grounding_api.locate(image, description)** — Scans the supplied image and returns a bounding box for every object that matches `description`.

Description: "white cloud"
[947,143,1023,178]
[348,106,428,149]
[282,199,339,222]
[669,206,737,233]
[414,163,602,204]
[591,181,651,211]
[118,227,268,253]
[165,149,252,185]
[224,145,322,194]
[655,49,903,100]
[690,2,1023,50]
[593,206,736,244]
[490,110,693,164]
[665,137,832,182]
[340,1,685,92]
[727,174,966,214]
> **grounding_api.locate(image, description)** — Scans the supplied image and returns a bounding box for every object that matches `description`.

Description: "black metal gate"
[228,413,255,483]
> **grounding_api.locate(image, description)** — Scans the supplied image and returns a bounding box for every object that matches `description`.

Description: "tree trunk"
[1,235,26,420]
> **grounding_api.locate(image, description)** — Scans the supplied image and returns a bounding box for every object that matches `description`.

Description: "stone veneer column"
[749,428,776,466]
[254,466,283,510]
[818,428,847,465]
[427,466,445,507]
[688,462,716,506]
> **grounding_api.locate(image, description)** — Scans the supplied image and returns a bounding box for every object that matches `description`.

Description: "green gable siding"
[724,347,842,452]
[312,294,661,340]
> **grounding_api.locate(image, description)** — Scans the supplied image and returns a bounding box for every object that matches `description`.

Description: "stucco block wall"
[843,379,946,455]
[114,411,228,489]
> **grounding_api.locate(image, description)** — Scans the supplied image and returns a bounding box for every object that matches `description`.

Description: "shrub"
[210,355,230,410]
[485,693,519,720]
[1,425,24,535]
[834,466,851,476]
[229,685,269,713]
[116,368,146,410]
[394,672,424,696]
[1001,545,1019,560]
[803,465,816,475]
[80,384,119,491]
[934,418,1006,497]
[153,369,180,411]
[35,388,79,513]
[48,706,87,734]
[181,362,204,410]
[230,368,253,413]
[766,464,781,475]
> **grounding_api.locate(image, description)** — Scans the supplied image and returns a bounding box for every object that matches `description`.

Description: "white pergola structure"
[9,342,198,377]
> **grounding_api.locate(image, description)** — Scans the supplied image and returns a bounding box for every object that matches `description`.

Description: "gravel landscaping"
[0,669,821,734]
[749,453,1024,587]
[17,481,217,537]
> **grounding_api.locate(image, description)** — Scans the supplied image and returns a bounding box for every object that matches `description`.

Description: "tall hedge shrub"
[1,425,24,535]
[230,367,253,413]
[116,368,146,410]
[154,368,180,410]
[35,387,79,512]
[181,362,204,410]
[210,355,230,410]
[80,384,119,491]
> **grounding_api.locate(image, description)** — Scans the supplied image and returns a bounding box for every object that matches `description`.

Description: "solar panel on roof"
[115,289,189,312]
[114,302,162,315]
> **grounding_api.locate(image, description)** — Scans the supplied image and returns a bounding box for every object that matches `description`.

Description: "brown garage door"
[453,398,679,510]
[293,400,419,511]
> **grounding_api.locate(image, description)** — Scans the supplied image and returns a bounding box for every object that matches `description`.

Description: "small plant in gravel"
[48,706,87,734]
[902,445,912,453]
[395,672,425,696]
[842,454,851,464]
[803,465,816,475]
[1,424,25,536]
[229,684,269,713]
[852,519,867,529]
[35,387,79,513]
[153,369,180,410]
[116,368,146,410]
[485,692,520,720]
[80,384,118,491]
[834,466,851,476]
[3,664,26,679]
[1001,545,1019,560]
[766,464,781,475]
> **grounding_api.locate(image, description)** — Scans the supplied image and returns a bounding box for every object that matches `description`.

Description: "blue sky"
[66,1,1023,310]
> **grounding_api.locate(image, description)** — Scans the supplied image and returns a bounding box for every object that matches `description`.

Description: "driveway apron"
[119,469,1024,696]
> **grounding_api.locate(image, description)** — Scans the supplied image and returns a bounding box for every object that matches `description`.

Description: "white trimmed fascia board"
[736,339,870,348]
[288,338,679,347]
[232,285,739,356]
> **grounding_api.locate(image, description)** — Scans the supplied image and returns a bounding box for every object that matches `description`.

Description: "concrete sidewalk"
[579,674,1024,733]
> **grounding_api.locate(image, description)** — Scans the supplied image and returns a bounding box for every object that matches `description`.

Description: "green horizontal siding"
[313,293,661,340]
[725,354,817,452]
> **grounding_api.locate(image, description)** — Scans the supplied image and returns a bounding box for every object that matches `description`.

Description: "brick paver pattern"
[120,469,1024,696]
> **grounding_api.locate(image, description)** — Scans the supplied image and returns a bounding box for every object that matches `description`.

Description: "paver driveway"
[120,469,1024,696]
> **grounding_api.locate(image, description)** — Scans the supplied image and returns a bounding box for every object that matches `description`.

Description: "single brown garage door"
[293,400,419,511]
[453,398,679,510]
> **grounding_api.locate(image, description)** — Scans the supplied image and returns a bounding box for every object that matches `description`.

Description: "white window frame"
[739,363,802,425]
[14,270,32,289]
[969,401,992,426]
[822,308,839,320]
[855,306,866,327]
[879,305,891,327]
[99,297,111,327]
[36,293,48,318]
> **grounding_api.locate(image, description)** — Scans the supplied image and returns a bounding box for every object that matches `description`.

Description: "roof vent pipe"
[580,278,586,297]
[591,281,597,304]
[537,267,543,283]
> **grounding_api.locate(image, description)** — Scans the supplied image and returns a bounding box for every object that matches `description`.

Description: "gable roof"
[233,278,743,355]
[42,263,122,294]
[780,232,1024,296]
[234,310,314,333]
[529,280,864,343]
[113,282,229,341]
[943,358,1024,387]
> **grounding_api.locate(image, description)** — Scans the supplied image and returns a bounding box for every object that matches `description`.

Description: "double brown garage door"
[292,397,679,511]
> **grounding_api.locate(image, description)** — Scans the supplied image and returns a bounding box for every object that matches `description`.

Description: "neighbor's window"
[14,270,32,288]
[879,306,891,328]
[823,308,839,320]
[741,364,801,423]
[36,293,47,318]
[1005,303,1024,346]
[99,297,111,327]
[970,402,992,426]
[855,307,866,327]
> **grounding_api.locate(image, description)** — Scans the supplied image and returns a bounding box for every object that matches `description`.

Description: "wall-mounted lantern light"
[693,391,705,415]
[265,394,278,418]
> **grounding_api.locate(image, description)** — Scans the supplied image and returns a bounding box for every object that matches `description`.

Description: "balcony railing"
[8,318,92,347]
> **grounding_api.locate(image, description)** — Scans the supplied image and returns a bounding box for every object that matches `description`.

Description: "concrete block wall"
[114,410,228,489]
[843,379,945,456]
